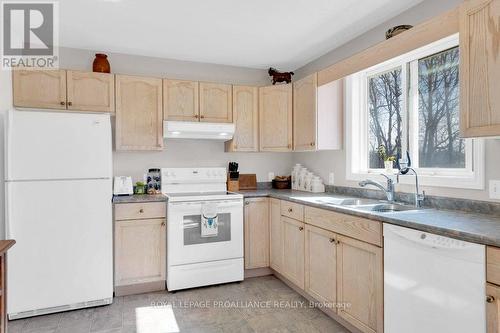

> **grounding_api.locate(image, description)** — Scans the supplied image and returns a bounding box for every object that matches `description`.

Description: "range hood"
[163,121,235,140]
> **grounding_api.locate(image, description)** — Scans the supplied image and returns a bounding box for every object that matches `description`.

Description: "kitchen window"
[346,34,484,189]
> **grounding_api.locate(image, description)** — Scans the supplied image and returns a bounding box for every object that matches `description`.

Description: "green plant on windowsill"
[377,145,396,173]
[134,181,146,195]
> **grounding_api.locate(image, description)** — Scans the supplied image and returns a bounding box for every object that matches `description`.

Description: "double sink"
[295,196,421,213]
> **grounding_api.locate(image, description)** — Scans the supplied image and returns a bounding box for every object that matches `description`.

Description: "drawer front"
[487,246,500,285]
[304,206,382,247]
[115,202,166,220]
[281,200,304,221]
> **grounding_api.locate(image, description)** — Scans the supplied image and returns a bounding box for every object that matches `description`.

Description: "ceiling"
[59,0,423,71]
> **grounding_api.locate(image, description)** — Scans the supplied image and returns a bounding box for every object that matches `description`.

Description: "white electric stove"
[162,167,244,291]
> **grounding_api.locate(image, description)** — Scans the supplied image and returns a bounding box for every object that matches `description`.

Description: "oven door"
[167,199,243,266]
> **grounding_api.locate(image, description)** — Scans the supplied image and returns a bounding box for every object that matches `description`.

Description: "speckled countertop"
[238,189,500,247]
[112,194,167,204]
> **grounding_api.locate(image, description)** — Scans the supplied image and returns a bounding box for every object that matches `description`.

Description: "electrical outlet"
[328,172,335,185]
[490,180,500,200]
[268,172,275,181]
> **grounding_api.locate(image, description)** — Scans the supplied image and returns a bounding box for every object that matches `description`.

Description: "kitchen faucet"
[398,167,425,208]
[359,174,395,202]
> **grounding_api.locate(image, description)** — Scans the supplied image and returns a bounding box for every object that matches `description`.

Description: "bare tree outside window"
[368,68,403,169]
[418,46,464,168]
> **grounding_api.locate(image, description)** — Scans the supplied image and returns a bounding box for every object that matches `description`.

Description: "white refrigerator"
[5,110,113,319]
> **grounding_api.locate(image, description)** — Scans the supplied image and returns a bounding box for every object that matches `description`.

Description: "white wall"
[0,70,12,240]
[293,0,500,202]
[57,47,294,183]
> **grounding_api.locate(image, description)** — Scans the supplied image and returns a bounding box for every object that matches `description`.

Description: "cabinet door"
[293,73,317,151]
[487,283,500,333]
[226,85,258,152]
[337,235,383,333]
[259,84,293,151]
[269,198,284,273]
[305,224,337,308]
[114,218,166,286]
[163,79,199,121]
[199,82,232,122]
[115,75,163,151]
[13,70,66,109]
[244,198,269,269]
[282,216,305,289]
[66,71,115,112]
[459,0,500,137]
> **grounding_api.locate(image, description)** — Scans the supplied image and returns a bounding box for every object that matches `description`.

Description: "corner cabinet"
[459,0,500,137]
[244,198,270,269]
[226,85,259,152]
[13,70,67,109]
[163,79,199,121]
[259,84,293,151]
[115,75,163,151]
[199,82,233,123]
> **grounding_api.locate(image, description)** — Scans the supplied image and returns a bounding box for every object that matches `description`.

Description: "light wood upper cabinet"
[282,216,305,289]
[293,73,317,151]
[66,71,115,112]
[114,218,166,287]
[163,79,199,121]
[244,198,270,269]
[337,235,383,333]
[226,85,259,152]
[115,74,163,151]
[13,70,67,109]
[269,198,284,274]
[305,224,337,308]
[459,0,500,137]
[259,84,293,152]
[199,82,232,123]
[487,283,500,333]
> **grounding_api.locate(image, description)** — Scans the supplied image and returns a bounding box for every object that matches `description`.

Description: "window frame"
[346,33,485,189]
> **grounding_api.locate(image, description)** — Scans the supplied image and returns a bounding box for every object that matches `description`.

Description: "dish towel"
[201,202,218,237]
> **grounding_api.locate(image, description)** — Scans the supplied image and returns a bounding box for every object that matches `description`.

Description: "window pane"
[418,46,464,168]
[368,68,403,169]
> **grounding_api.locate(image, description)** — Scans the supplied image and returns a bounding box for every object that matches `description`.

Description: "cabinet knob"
[310,142,315,147]
[200,115,205,119]
[288,208,293,213]
[245,201,249,205]
[487,295,495,303]
[67,101,73,106]
[194,114,199,119]
[139,209,144,213]
[60,101,65,106]
[329,238,335,243]
[161,222,166,227]
[287,144,291,149]
[299,226,304,231]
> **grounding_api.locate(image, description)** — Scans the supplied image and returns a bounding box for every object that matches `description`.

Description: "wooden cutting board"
[238,174,257,190]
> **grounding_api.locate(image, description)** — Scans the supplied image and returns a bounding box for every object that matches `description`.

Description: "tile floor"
[8,276,348,333]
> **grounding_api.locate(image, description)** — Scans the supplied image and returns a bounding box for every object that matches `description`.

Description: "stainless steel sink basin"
[353,203,419,213]
[337,198,380,206]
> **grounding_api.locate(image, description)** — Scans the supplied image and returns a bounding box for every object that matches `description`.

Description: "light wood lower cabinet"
[269,198,284,274]
[259,84,293,151]
[114,218,166,293]
[13,70,67,109]
[244,198,270,269]
[66,70,115,112]
[226,85,259,152]
[115,74,163,151]
[337,235,383,333]
[487,283,500,333]
[282,216,305,289]
[305,224,337,308]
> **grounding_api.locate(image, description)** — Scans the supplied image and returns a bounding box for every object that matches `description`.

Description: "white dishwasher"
[384,224,485,333]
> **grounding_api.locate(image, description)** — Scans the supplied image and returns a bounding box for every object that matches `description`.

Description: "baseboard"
[244,267,273,278]
[114,280,166,297]
[271,270,363,333]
